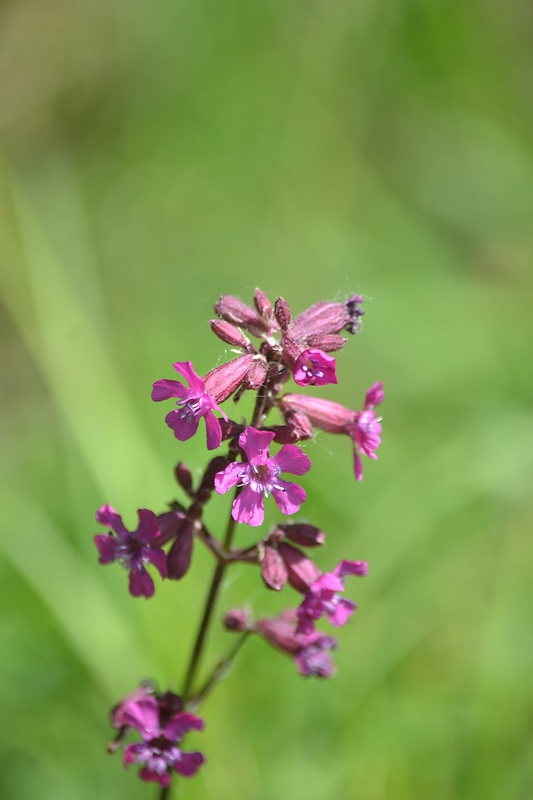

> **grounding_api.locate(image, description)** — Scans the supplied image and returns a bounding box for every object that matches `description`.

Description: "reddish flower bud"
[214,295,266,336]
[174,462,194,497]
[223,608,253,632]
[279,523,325,547]
[278,542,322,592]
[167,521,194,580]
[243,357,268,390]
[254,288,273,319]
[210,319,251,349]
[204,354,256,403]
[274,297,292,331]
[156,510,187,544]
[262,544,289,590]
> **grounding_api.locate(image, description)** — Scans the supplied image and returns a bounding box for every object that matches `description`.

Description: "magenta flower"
[297,560,368,634]
[293,348,337,387]
[214,427,311,526]
[255,609,338,677]
[94,505,167,598]
[151,360,226,450]
[116,690,204,786]
[281,381,384,480]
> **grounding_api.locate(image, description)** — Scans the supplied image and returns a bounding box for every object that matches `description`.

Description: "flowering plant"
[94,289,384,796]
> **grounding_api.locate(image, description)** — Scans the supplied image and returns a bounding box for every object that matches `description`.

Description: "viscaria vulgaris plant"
[94,288,384,796]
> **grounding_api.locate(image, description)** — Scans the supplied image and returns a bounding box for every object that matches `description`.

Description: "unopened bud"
[274,297,292,331]
[210,319,250,349]
[254,288,273,319]
[244,357,267,390]
[174,462,194,496]
[167,522,194,580]
[306,333,347,353]
[223,608,253,632]
[280,523,325,547]
[214,295,266,336]
[261,545,289,591]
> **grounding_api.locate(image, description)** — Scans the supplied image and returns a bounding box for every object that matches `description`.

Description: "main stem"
[159,384,269,799]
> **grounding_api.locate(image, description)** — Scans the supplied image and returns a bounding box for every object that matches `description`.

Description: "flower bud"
[214,295,266,336]
[243,357,268,390]
[167,521,194,580]
[156,509,187,544]
[254,288,273,319]
[223,608,253,632]
[279,523,325,547]
[261,544,289,590]
[174,462,194,496]
[274,297,292,331]
[210,319,250,349]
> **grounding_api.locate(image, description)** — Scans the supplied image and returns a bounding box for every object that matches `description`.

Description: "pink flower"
[94,506,167,598]
[297,560,368,634]
[151,360,226,450]
[114,689,205,786]
[292,348,337,387]
[214,427,311,526]
[280,381,384,480]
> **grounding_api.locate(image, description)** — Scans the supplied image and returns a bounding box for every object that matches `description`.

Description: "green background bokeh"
[1,1,532,798]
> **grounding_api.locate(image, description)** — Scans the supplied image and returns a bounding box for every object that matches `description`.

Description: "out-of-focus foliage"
[1,1,532,798]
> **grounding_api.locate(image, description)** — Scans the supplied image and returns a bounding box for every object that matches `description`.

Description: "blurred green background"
[1,1,532,798]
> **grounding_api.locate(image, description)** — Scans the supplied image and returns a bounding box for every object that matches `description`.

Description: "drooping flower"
[297,559,368,634]
[255,609,338,678]
[280,381,384,480]
[112,688,205,786]
[151,360,226,450]
[94,505,167,598]
[292,348,337,387]
[214,427,311,526]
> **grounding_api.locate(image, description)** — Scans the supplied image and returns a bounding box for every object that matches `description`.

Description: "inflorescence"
[94,289,384,792]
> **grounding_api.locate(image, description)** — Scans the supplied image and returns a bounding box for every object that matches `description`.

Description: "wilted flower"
[255,609,338,677]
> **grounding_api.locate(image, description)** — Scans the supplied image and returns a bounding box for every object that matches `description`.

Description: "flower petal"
[271,444,311,476]
[214,462,247,494]
[96,504,128,535]
[129,567,155,598]
[328,598,356,627]
[141,546,167,580]
[272,480,306,516]
[151,379,187,402]
[164,712,205,741]
[175,751,205,778]
[135,509,159,543]
[172,360,205,394]
[238,427,275,463]
[165,409,200,441]
[232,486,264,526]
[204,411,222,451]
[94,534,117,564]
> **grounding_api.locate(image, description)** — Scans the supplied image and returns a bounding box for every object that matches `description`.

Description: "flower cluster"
[93,288,383,793]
